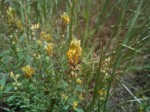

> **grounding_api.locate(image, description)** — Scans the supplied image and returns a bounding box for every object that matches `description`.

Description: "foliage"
[0,0,150,112]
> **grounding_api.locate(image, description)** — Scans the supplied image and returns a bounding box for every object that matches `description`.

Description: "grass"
[0,0,150,112]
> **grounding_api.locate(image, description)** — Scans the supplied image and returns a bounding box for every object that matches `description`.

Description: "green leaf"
[75,108,84,112]
[20,105,30,108]
[4,86,12,93]
[63,105,69,110]
[7,96,17,102]
[0,50,10,57]
[0,77,6,87]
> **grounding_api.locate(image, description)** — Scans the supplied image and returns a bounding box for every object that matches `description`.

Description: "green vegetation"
[0,0,150,111]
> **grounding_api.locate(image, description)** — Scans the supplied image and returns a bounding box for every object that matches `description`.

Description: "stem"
[89,43,103,111]
[103,1,144,111]
[68,0,75,42]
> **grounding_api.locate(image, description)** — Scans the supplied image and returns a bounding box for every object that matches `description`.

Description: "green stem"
[103,1,144,111]
[68,0,75,42]
[88,44,103,111]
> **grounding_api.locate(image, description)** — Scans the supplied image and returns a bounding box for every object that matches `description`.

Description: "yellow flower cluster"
[76,78,82,84]
[7,7,23,31]
[61,94,68,100]
[37,39,42,46]
[61,12,70,25]
[16,19,23,31]
[79,93,84,100]
[98,89,106,96]
[10,71,21,90]
[67,38,82,65]
[40,31,52,42]
[39,31,53,56]
[7,7,16,24]
[45,43,53,56]
[10,71,19,80]
[73,101,78,109]
[31,23,39,30]
[33,53,41,60]
[22,65,35,78]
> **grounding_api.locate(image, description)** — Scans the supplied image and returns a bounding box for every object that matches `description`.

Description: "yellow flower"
[44,34,52,42]
[40,31,46,38]
[31,23,39,30]
[0,85,4,90]
[45,43,53,56]
[105,57,111,62]
[61,12,70,25]
[10,71,18,82]
[12,41,16,45]
[22,65,35,78]
[98,89,105,96]
[10,71,15,78]
[7,7,16,23]
[79,93,84,100]
[33,53,41,60]
[16,19,23,31]
[37,39,42,46]
[7,7,13,14]
[73,101,78,109]
[76,78,82,84]
[67,38,82,64]
[139,105,144,112]
[15,74,20,79]
[61,94,68,100]
[40,31,52,42]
